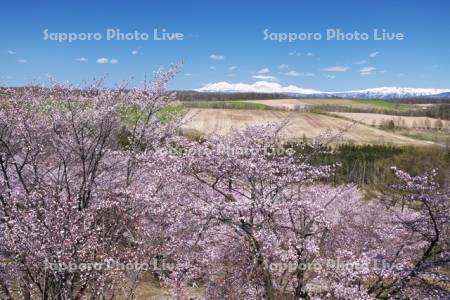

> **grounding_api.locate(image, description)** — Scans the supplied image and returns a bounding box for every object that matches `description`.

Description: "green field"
[182,100,273,110]
[121,105,184,125]
[239,98,418,111]
[351,99,415,110]
[295,99,415,111]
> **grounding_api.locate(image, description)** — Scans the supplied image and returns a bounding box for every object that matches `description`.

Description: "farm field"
[182,108,435,146]
[181,100,273,110]
[332,112,449,128]
[241,98,306,110]
[242,98,418,111]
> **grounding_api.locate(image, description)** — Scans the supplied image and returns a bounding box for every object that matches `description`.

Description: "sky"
[1,0,450,91]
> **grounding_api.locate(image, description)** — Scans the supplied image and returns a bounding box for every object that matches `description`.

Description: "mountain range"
[195,81,450,99]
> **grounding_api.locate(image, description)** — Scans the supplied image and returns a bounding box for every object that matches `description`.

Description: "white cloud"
[359,66,375,75]
[96,58,118,64]
[279,64,289,69]
[327,75,336,79]
[18,59,27,64]
[75,57,88,62]
[209,66,216,70]
[209,54,225,60]
[307,52,313,56]
[131,50,138,55]
[228,65,237,71]
[7,50,16,55]
[96,58,109,64]
[369,51,380,58]
[354,60,367,65]
[360,66,375,73]
[322,66,349,72]
[257,68,270,74]
[288,51,303,56]
[285,70,314,77]
[285,71,301,77]
[252,74,277,81]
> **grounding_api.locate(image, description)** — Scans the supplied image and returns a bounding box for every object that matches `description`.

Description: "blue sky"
[1,0,450,91]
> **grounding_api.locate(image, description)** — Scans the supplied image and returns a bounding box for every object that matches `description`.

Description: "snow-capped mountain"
[333,87,450,99]
[426,92,450,99]
[195,81,450,99]
[195,81,323,95]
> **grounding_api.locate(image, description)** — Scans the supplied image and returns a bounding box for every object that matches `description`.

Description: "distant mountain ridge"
[332,87,450,99]
[196,81,323,95]
[195,81,450,99]
[426,92,450,99]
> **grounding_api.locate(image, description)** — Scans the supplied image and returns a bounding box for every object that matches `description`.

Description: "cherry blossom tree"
[364,168,450,299]
[153,125,449,300]
[0,66,182,299]
[149,125,359,299]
